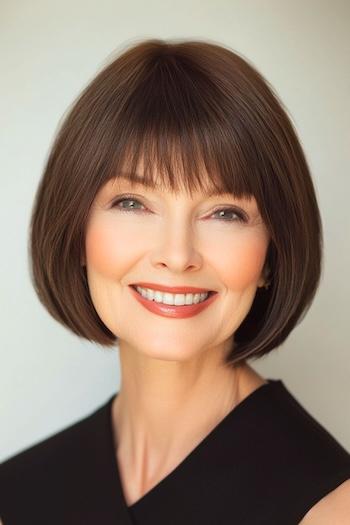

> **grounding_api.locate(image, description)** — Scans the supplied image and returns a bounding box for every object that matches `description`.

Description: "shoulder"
[299,478,350,524]
[0,400,108,521]
[0,411,86,490]
[250,380,350,522]
[1,405,96,477]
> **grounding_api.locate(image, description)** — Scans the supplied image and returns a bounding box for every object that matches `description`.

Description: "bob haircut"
[29,38,323,368]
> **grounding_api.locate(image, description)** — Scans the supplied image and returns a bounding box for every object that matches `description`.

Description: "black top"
[1,378,350,524]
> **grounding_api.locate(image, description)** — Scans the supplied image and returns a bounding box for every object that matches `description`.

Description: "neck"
[111,348,265,495]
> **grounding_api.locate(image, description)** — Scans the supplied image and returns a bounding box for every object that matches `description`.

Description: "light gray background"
[1,0,349,462]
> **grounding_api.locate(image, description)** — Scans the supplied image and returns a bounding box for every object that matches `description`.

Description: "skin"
[84,169,272,506]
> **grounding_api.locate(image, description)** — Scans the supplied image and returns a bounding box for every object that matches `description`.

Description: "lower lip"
[129,286,219,319]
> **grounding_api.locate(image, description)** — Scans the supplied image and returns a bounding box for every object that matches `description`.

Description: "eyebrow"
[113,174,235,198]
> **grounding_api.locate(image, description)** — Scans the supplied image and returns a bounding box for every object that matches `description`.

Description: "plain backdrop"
[1,0,349,462]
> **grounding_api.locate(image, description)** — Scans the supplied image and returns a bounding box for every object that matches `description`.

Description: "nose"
[149,218,203,273]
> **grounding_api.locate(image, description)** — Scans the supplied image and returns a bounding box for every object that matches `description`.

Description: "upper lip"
[130,282,216,294]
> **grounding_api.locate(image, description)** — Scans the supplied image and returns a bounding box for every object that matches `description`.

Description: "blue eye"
[111,195,247,223]
[211,207,246,223]
[112,197,145,211]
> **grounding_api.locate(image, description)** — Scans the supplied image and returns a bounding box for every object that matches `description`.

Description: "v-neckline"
[104,378,282,512]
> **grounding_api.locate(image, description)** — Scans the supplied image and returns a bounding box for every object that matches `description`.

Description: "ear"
[257,263,270,288]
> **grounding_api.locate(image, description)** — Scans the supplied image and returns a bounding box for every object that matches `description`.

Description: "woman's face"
[84,172,270,362]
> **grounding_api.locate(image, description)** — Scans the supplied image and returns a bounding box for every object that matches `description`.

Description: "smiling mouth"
[129,286,218,308]
[130,285,217,297]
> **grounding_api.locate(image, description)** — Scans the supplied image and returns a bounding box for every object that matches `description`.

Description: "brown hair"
[29,38,323,367]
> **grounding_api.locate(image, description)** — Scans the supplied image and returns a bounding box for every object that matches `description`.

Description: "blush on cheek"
[221,239,268,290]
[85,219,147,278]
[85,223,118,275]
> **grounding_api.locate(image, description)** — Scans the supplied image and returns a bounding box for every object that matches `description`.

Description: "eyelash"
[110,194,247,223]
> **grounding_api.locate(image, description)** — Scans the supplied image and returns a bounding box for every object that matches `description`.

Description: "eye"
[211,207,247,223]
[111,195,146,212]
[111,195,247,223]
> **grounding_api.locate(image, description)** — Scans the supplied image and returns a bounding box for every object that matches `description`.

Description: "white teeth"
[135,286,210,305]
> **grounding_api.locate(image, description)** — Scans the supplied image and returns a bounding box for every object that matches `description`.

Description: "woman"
[1,38,350,524]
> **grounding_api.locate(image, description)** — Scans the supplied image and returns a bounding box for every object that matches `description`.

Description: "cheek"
[85,217,143,278]
[210,231,268,290]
